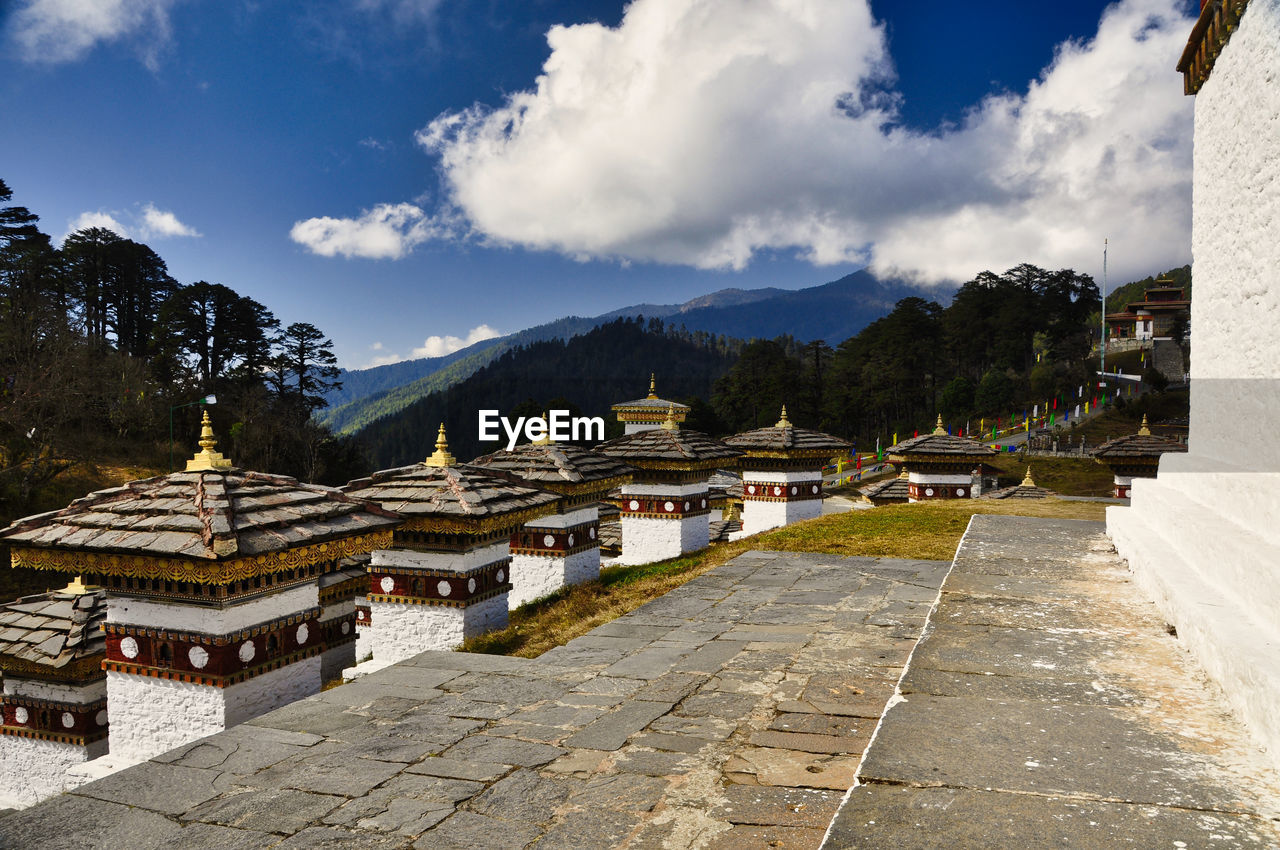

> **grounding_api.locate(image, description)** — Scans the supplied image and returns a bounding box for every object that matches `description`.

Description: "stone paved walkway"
[4,516,1279,849]
[827,515,1280,848]
[0,551,949,849]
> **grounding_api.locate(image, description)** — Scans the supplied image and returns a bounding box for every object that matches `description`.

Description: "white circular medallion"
[95,710,108,726]
[790,486,797,495]
[437,580,452,597]
[543,534,556,548]
[812,485,820,494]
[239,641,256,663]
[341,621,351,635]
[701,499,707,508]
[774,486,783,496]
[119,636,139,659]
[380,576,395,594]
[62,712,75,729]
[14,707,27,724]
[589,526,596,539]
[468,578,477,594]
[664,501,675,512]
[357,609,366,620]
[496,569,505,583]
[747,485,756,494]
[628,499,640,511]
[188,645,209,669]
[925,487,935,497]
[956,488,966,497]
[296,623,309,645]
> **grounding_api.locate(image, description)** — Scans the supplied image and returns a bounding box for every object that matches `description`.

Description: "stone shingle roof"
[0,586,106,673]
[984,482,1057,500]
[707,469,744,500]
[0,470,402,560]
[1093,433,1188,459]
[595,427,742,465]
[887,430,996,459]
[469,443,634,492]
[861,477,910,503]
[343,464,561,522]
[725,424,850,456]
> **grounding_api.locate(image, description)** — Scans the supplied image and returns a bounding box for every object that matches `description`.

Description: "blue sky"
[1,0,1196,369]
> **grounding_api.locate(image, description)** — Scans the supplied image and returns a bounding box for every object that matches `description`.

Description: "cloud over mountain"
[300,0,1195,285]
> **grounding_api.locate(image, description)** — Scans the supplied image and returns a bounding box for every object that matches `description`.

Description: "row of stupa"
[0,378,848,807]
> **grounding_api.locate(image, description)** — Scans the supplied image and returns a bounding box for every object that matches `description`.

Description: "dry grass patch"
[461,497,1107,658]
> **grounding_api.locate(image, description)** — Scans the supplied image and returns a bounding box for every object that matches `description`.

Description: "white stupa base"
[368,594,508,666]
[0,734,107,808]
[618,515,709,565]
[104,655,322,766]
[354,628,373,665]
[1109,458,1280,769]
[741,498,823,535]
[509,548,600,609]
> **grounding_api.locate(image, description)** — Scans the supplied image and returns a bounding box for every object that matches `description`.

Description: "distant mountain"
[357,318,738,469]
[323,273,920,436]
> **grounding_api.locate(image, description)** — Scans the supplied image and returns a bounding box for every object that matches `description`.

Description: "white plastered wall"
[509,548,600,609]
[369,595,507,665]
[0,735,104,809]
[1108,0,1280,768]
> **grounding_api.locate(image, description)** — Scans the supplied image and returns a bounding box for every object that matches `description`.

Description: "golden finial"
[647,373,658,400]
[1138,414,1151,437]
[186,410,233,471]
[423,423,457,467]
[60,575,93,596]
[532,411,553,446]
[775,405,792,429]
[1022,466,1035,487]
[899,467,909,479]
[660,403,680,430]
[933,414,946,436]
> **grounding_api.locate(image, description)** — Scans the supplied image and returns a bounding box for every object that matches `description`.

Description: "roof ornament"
[775,405,792,429]
[60,575,93,596]
[660,403,680,431]
[647,373,658,400]
[423,423,457,467]
[933,414,947,436]
[185,410,233,471]
[1022,466,1036,487]
[1138,414,1151,437]
[532,411,553,446]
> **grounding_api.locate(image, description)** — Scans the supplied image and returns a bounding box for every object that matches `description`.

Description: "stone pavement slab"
[825,514,1280,849]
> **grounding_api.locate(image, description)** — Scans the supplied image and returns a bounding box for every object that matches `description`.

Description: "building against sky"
[1109,0,1280,766]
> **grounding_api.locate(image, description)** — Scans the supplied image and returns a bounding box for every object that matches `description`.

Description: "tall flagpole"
[1100,238,1108,389]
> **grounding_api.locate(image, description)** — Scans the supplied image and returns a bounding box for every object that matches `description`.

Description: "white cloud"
[359,0,1191,285]
[361,342,406,368]
[66,211,130,239]
[8,0,178,67]
[411,324,501,359]
[64,204,200,242]
[290,203,446,259]
[140,203,200,238]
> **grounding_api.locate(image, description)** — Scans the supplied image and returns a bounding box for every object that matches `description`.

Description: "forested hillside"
[358,318,739,468]
[0,179,358,526]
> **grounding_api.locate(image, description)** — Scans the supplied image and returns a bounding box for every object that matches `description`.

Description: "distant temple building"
[1107,279,1190,341]
[861,469,910,506]
[471,439,632,608]
[343,425,561,670]
[725,407,850,534]
[0,581,107,807]
[982,467,1056,500]
[596,406,740,564]
[886,417,997,501]
[0,413,400,772]
[611,375,690,434]
[1110,0,1280,766]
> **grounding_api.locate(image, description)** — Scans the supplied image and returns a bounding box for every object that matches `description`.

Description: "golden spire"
[1022,466,1035,487]
[660,402,680,430]
[1138,414,1151,437]
[60,575,93,596]
[186,410,233,471]
[775,405,792,429]
[933,414,946,436]
[647,373,658,400]
[423,423,457,467]
[532,411,553,446]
